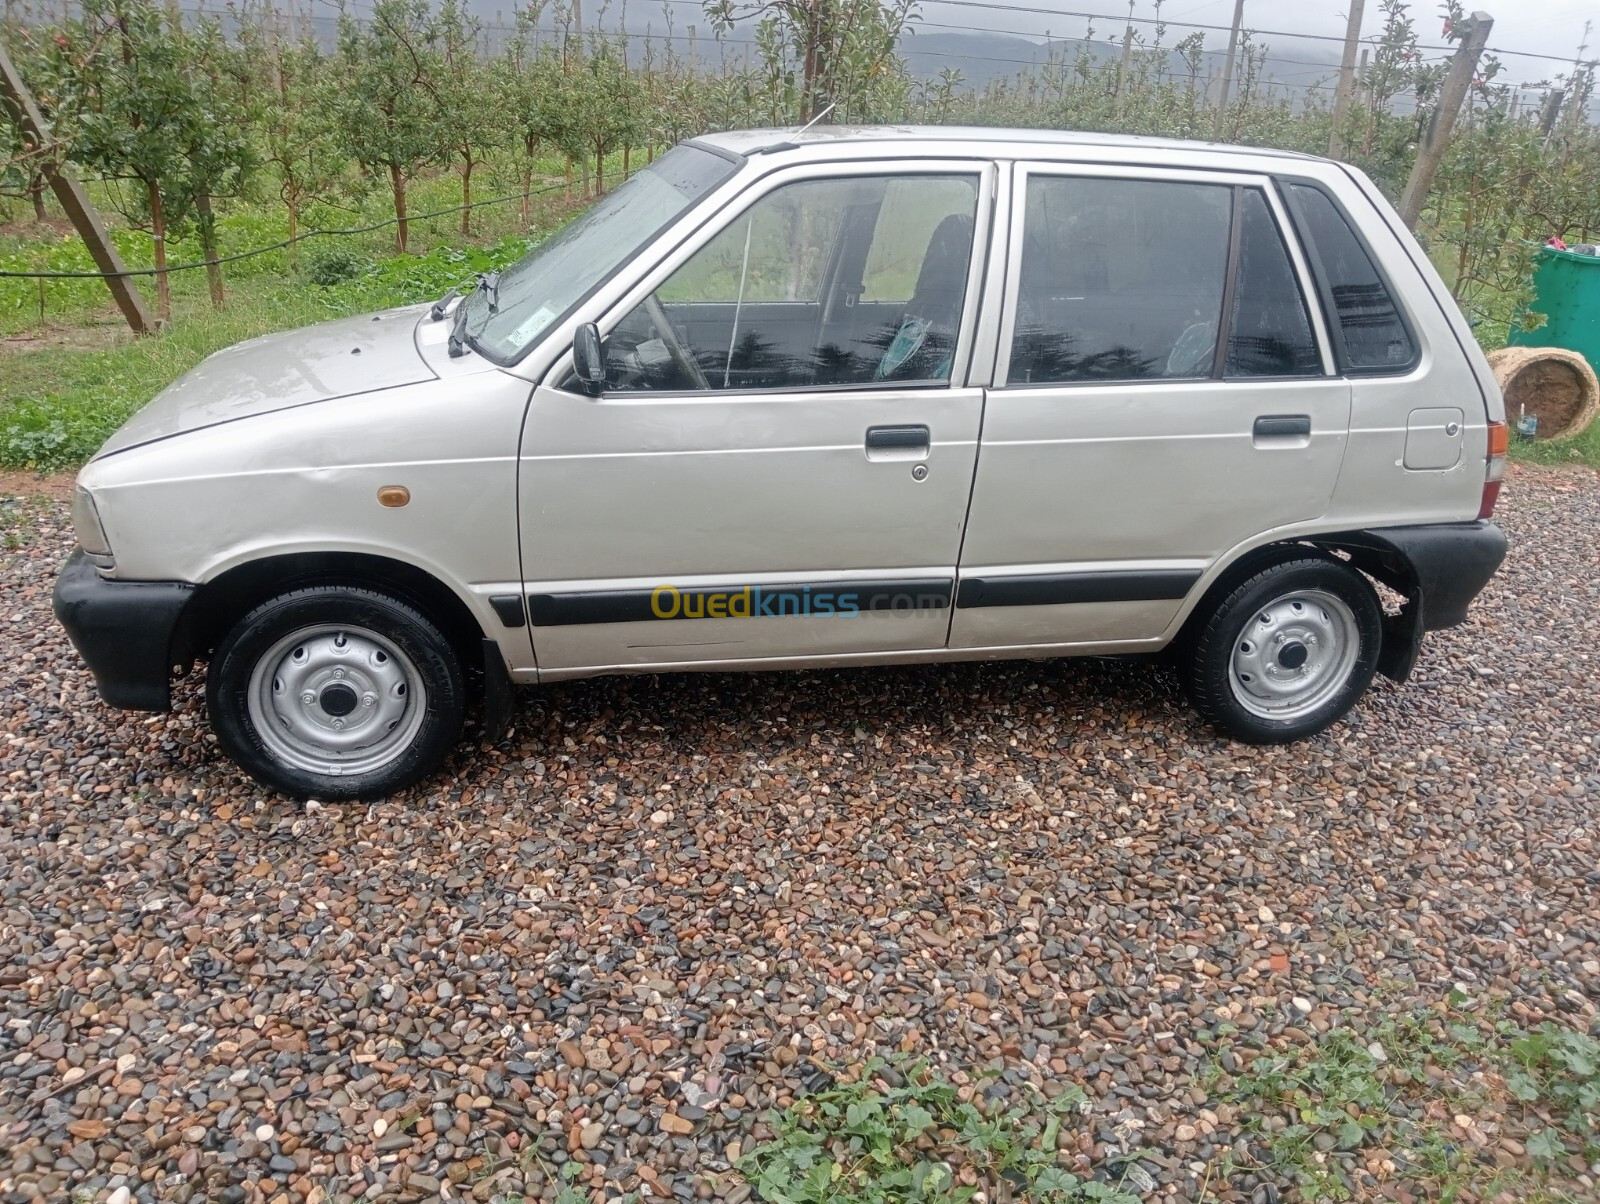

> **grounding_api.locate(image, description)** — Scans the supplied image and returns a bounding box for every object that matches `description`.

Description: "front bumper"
[52,549,195,711]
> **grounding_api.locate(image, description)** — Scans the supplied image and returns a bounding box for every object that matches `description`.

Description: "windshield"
[461,144,739,364]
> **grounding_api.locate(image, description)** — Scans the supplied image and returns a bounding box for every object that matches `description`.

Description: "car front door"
[951,163,1351,653]
[517,161,995,675]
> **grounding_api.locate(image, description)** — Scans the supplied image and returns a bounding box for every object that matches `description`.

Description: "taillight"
[1478,420,1508,519]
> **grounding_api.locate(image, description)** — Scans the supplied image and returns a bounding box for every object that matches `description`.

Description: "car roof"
[691,124,1330,167]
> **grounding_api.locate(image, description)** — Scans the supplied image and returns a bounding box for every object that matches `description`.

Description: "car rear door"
[951,162,1351,653]
[518,159,997,675]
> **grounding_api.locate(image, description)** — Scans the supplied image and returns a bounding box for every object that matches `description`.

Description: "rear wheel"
[1186,555,1382,744]
[207,586,465,799]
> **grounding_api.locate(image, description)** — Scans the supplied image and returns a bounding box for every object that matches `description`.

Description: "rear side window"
[1007,176,1326,386]
[1009,177,1233,384]
[1227,190,1321,378]
[1283,182,1417,374]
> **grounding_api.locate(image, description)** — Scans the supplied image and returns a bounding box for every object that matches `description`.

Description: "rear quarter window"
[1282,182,1419,375]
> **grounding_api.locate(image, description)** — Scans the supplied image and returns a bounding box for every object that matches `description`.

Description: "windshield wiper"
[429,286,460,321]
[448,292,472,358]
[447,272,504,358]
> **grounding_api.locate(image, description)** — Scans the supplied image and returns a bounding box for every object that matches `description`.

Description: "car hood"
[96,306,437,457]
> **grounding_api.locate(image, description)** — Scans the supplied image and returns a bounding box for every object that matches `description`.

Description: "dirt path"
[0,470,76,500]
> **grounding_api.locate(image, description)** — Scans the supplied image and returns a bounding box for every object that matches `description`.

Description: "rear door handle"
[865,425,930,460]
[866,425,930,450]
[1253,414,1312,441]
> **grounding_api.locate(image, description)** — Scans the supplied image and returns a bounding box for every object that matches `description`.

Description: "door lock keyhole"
[911,464,929,481]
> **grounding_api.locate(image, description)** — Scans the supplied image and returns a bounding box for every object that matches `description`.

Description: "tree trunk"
[147,179,170,324]
[594,146,604,196]
[29,170,46,222]
[286,190,300,271]
[389,162,409,254]
[522,135,536,228]
[800,28,818,123]
[622,144,630,180]
[460,154,473,237]
[196,192,225,308]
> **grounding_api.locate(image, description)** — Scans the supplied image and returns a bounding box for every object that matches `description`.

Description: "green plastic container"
[1509,244,1600,375]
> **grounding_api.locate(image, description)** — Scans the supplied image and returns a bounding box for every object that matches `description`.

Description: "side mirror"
[573,322,605,397]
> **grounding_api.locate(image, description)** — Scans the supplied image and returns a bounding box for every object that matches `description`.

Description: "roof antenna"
[794,102,836,139]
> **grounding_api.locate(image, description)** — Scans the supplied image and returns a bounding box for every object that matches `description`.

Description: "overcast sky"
[912,0,1597,82]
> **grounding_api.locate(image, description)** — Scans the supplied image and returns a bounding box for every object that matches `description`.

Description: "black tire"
[207,585,465,799]
[1186,555,1382,744]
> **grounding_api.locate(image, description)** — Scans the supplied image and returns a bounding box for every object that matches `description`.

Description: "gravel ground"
[1,465,1597,1204]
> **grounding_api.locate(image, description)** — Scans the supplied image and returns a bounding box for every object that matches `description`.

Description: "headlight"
[71,486,115,568]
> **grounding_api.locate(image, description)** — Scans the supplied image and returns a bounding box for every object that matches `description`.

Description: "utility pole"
[1538,86,1566,139]
[1212,0,1245,141]
[1328,0,1366,160]
[1116,0,1135,105]
[1562,20,1591,136]
[1398,10,1493,231]
[0,36,155,335]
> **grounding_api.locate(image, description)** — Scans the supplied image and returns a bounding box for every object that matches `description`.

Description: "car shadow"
[494,654,1193,765]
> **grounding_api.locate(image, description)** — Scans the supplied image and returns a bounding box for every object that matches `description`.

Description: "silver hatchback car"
[55,127,1509,799]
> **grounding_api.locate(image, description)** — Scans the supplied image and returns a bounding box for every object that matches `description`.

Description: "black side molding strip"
[956,569,1201,609]
[528,578,954,626]
[488,595,527,627]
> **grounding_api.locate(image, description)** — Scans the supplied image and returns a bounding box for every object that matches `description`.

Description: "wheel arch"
[177,551,490,671]
[1175,535,1421,683]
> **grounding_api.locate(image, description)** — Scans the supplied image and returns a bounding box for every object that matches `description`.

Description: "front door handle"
[865,425,930,461]
[1253,414,1312,443]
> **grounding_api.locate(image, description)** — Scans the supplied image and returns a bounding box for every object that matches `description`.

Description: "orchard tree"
[572,39,644,195]
[183,20,255,306]
[54,0,251,320]
[501,7,569,227]
[0,24,58,223]
[434,0,500,235]
[233,27,344,267]
[701,0,917,123]
[330,0,443,254]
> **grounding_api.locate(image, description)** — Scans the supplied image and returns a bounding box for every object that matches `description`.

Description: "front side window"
[600,173,981,393]
[1009,177,1233,385]
[1283,182,1417,374]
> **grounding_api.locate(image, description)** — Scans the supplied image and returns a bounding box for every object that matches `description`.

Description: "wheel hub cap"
[247,625,427,777]
[1228,589,1360,721]
[319,683,359,717]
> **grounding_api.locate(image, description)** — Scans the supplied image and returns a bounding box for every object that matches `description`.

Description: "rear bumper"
[1345,521,1508,631]
[52,549,194,711]
[1323,521,1507,684]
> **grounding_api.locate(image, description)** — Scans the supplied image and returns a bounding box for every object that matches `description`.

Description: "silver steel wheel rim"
[247,624,426,777]
[1228,588,1361,722]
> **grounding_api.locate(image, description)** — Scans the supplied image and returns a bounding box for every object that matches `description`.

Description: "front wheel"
[207,586,465,799]
[1186,555,1382,744]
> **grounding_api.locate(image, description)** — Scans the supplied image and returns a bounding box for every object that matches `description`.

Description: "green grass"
[1510,420,1600,472]
[0,190,586,471]
[1207,993,1600,1202]
[1,279,331,471]
[737,1057,1141,1203]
